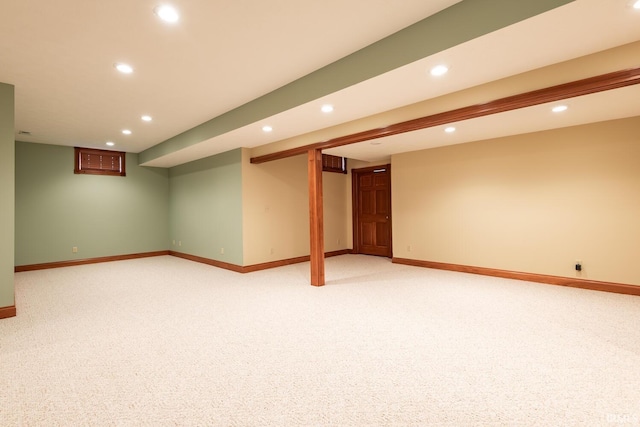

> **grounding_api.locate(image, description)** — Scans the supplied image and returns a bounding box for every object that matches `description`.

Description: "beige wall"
[392,117,640,286]
[323,169,350,253]
[241,150,349,266]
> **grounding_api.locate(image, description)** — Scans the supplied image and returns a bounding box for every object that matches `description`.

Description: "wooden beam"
[250,67,640,164]
[308,149,325,286]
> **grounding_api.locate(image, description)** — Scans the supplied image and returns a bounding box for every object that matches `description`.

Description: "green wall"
[169,148,243,266]
[15,142,169,266]
[0,83,14,308]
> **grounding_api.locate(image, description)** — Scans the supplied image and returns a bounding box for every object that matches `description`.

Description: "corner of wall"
[168,148,244,266]
[0,82,15,310]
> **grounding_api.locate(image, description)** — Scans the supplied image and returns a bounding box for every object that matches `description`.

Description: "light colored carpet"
[1,254,639,426]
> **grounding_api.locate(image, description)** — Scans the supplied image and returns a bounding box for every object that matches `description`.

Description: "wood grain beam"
[251,67,640,164]
[308,149,325,286]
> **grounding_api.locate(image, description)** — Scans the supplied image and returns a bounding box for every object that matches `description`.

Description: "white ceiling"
[2,0,640,167]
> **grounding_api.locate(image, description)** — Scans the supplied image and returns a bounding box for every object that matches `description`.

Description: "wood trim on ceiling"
[250,67,640,164]
[14,251,170,272]
[392,257,640,297]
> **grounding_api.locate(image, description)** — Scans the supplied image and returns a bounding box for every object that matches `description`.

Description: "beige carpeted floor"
[1,254,639,426]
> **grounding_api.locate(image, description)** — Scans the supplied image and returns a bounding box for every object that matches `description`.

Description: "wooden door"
[352,165,392,257]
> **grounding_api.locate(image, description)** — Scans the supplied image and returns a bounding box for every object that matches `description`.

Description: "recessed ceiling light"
[552,105,568,113]
[430,65,449,77]
[106,141,115,147]
[633,0,640,9]
[114,63,134,74]
[154,5,180,23]
[122,129,132,135]
[141,115,152,122]
[445,126,456,133]
[262,125,273,133]
[321,104,334,113]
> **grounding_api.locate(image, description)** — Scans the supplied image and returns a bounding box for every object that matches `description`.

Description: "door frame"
[351,164,392,257]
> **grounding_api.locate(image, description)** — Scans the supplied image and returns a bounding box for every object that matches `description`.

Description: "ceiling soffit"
[139,0,574,166]
[249,66,640,164]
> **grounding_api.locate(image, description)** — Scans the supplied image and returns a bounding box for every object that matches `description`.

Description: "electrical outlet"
[220,248,224,254]
[407,245,411,252]
[72,246,78,253]
[270,247,275,255]
[178,241,182,247]
[172,240,175,245]
[575,260,582,272]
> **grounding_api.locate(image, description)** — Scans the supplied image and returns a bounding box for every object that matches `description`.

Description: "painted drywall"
[140,0,572,166]
[252,41,640,160]
[241,149,349,266]
[15,142,169,266]
[323,170,350,254]
[0,83,14,308]
[169,149,243,265]
[392,117,640,286]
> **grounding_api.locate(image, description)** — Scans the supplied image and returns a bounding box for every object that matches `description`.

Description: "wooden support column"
[308,149,325,286]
